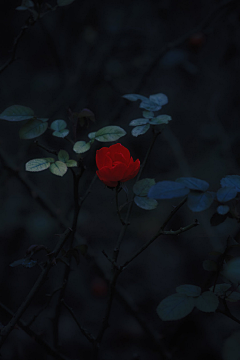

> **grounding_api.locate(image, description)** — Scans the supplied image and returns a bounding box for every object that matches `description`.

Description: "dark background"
[0,0,240,359]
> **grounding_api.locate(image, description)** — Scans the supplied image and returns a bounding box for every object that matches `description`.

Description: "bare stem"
[0,228,72,347]
[62,300,95,344]
[121,220,199,270]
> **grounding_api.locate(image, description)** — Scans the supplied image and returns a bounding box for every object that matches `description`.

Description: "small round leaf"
[195,291,219,312]
[73,141,91,154]
[50,161,67,177]
[157,293,195,321]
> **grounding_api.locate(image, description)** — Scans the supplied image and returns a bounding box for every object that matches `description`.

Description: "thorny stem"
[92,131,161,359]
[113,130,161,262]
[52,168,83,348]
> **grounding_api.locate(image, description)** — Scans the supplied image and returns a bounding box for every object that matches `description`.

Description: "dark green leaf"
[19,119,48,139]
[58,150,69,162]
[26,158,51,172]
[73,141,91,154]
[133,178,155,196]
[217,205,230,215]
[187,191,214,212]
[131,124,150,137]
[0,105,34,121]
[220,175,240,192]
[95,126,126,142]
[50,119,67,131]
[217,187,238,202]
[148,181,189,199]
[156,293,195,321]
[49,161,68,176]
[134,196,158,210]
[195,291,219,312]
[176,177,209,191]
[149,115,172,125]
[129,118,149,126]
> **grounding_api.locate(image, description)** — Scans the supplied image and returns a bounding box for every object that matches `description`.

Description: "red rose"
[96,143,140,187]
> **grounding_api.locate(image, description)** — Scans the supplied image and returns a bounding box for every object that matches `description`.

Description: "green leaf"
[203,259,218,271]
[44,157,54,163]
[129,118,149,126]
[58,150,69,162]
[149,115,172,125]
[187,191,214,212]
[95,126,126,142]
[209,284,231,296]
[176,177,209,191]
[10,259,26,267]
[19,119,48,139]
[88,132,96,139]
[156,293,195,321]
[176,284,201,297]
[50,161,68,177]
[195,291,219,312]
[50,119,67,131]
[134,196,158,210]
[223,331,240,360]
[52,129,69,138]
[73,141,91,154]
[57,0,75,6]
[66,160,77,167]
[226,291,240,302]
[142,110,154,119]
[133,178,155,196]
[10,258,37,268]
[217,205,230,215]
[221,257,240,283]
[26,158,51,172]
[131,124,150,137]
[0,105,34,121]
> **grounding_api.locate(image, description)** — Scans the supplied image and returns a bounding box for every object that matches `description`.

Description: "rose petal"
[122,159,140,182]
[96,170,118,187]
[108,143,130,163]
[97,163,128,183]
[96,147,109,169]
[104,153,113,167]
[113,153,129,165]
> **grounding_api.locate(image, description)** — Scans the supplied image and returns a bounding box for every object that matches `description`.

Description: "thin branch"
[115,186,126,225]
[133,0,239,94]
[62,300,95,344]
[121,220,199,270]
[26,284,65,327]
[52,170,82,348]
[216,299,240,325]
[0,302,74,360]
[0,228,72,347]
[0,5,58,74]
[34,140,58,156]
[160,198,187,231]
[113,130,161,262]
